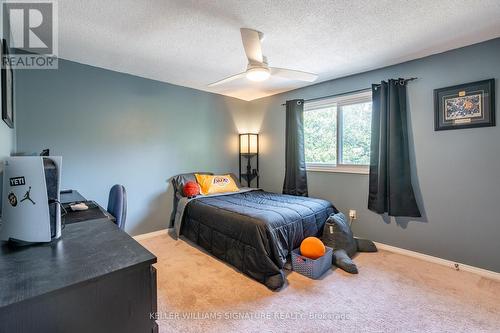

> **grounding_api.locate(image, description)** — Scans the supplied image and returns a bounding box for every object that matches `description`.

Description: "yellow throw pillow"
[195,174,240,195]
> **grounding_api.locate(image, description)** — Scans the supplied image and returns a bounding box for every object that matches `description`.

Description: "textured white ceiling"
[59,0,500,101]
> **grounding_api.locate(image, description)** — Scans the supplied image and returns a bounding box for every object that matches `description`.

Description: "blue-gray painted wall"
[0,112,16,218]
[15,59,248,235]
[0,26,16,160]
[0,113,15,160]
[248,38,500,272]
[0,26,15,162]
[0,52,16,215]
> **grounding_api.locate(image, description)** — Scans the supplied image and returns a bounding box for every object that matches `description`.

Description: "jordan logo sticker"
[20,187,36,205]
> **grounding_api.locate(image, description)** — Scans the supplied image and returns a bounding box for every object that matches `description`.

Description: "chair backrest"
[107,184,127,230]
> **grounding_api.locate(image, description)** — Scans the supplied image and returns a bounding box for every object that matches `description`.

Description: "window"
[304,90,372,174]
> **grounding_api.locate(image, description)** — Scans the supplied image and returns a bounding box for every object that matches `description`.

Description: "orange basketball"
[183,181,200,197]
[300,237,326,259]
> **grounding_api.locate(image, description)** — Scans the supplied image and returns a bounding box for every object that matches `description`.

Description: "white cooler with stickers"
[0,156,62,244]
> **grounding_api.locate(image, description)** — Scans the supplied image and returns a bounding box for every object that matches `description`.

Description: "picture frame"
[434,79,495,131]
[1,38,14,129]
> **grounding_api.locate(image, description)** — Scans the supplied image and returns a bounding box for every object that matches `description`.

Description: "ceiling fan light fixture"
[246,67,270,82]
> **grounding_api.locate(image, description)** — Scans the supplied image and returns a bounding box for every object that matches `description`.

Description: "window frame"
[303,89,372,175]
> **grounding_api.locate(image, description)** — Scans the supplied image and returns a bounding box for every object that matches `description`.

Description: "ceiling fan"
[208,28,318,87]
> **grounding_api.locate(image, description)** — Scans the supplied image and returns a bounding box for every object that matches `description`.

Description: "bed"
[177,189,336,290]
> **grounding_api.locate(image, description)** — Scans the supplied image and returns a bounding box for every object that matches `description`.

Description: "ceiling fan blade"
[240,28,264,64]
[208,72,246,87]
[270,68,318,82]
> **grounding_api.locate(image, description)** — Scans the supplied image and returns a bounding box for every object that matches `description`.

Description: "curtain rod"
[281,77,418,106]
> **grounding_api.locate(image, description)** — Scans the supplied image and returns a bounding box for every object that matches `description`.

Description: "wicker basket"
[291,247,333,279]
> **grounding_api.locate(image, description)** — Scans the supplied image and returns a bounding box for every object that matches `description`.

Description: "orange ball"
[183,181,200,197]
[300,237,326,259]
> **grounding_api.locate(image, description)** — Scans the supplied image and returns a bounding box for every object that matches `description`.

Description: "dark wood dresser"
[0,219,157,332]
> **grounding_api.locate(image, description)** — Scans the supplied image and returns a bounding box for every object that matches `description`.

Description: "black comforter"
[181,190,336,290]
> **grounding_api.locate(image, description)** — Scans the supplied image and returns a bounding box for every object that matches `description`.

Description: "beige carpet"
[139,233,500,333]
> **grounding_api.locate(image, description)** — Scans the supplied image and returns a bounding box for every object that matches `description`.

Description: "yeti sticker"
[10,177,26,187]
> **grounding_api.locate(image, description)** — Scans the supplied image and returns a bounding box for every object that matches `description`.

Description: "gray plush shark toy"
[321,212,377,274]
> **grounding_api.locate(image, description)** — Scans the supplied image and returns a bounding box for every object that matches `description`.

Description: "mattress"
[180,190,336,290]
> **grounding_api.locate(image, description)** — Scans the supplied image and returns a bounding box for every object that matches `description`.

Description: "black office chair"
[107,185,127,230]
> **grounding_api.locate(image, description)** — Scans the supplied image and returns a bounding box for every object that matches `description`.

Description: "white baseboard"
[374,241,500,282]
[132,230,500,282]
[133,228,168,241]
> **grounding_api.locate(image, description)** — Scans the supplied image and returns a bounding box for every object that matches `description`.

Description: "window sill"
[306,166,369,175]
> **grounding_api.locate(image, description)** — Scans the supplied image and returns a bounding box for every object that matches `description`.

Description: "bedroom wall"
[0,111,15,160]
[15,59,248,235]
[0,31,16,159]
[0,27,16,217]
[0,105,16,218]
[248,38,500,272]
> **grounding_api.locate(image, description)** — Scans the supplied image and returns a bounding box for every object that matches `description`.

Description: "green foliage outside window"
[341,102,372,165]
[304,101,372,166]
[304,107,336,164]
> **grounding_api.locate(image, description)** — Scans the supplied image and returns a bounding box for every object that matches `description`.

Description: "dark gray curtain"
[368,80,421,217]
[283,99,308,196]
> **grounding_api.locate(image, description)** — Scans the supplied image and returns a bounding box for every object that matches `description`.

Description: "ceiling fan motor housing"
[247,56,268,70]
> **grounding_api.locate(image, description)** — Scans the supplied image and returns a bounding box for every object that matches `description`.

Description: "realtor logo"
[2,0,58,69]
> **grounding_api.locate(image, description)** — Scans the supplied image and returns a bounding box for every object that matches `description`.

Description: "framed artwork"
[1,39,14,129]
[434,79,495,131]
